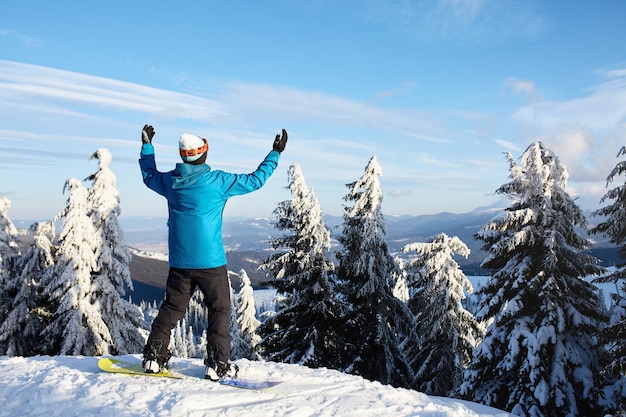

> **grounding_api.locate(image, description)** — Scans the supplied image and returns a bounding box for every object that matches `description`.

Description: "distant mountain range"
[11,204,619,305]
[121,203,620,303]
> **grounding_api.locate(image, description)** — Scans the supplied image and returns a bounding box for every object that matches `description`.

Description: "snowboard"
[98,357,183,379]
[97,357,282,390]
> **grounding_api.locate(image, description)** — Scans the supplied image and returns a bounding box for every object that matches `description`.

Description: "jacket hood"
[171,163,211,189]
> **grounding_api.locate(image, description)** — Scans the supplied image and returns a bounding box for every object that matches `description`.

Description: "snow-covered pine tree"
[40,178,111,356]
[171,317,199,358]
[459,142,609,417]
[186,325,197,358]
[335,155,414,388]
[0,197,19,267]
[0,222,56,356]
[589,145,626,414]
[0,197,20,329]
[401,233,484,396]
[172,318,188,358]
[228,275,245,360]
[232,269,261,360]
[86,149,133,295]
[156,288,209,357]
[85,148,147,354]
[259,163,346,369]
[393,257,409,302]
[185,289,208,336]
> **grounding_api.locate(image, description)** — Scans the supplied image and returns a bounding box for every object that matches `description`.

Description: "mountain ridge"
[122,204,619,303]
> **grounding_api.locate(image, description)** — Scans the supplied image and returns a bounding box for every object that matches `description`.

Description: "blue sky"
[1,0,625,221]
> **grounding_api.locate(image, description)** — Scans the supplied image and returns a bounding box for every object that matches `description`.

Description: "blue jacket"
[139,143,280,269]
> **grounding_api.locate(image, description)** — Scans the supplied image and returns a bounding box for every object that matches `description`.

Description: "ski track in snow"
[0,355,512,417]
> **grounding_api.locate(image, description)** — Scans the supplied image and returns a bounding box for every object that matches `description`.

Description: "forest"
[0,143,624,417]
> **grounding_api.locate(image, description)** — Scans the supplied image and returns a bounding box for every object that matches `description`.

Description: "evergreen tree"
[0,221,54,356]
[401,233,484,396]
[168,288,210,357]
[259,164,346,369]
[172,318,188,358]
[184,289,208,336]
[459,142,609,417]
[228,275,245,360]
[335,155,414,388]
[0,197,19,268]
[0,197,20,328]
[85,148,147,354]
[40,178,111,356]
[392,257,409,302]
[589,145,626,414]
[171,318,200,358]
[186,325,197,358]
[232,269,261,360]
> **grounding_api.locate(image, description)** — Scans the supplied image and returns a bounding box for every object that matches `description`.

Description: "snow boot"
[142,339,171,374]
[204,358,239,381]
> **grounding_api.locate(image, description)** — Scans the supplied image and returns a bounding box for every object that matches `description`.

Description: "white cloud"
[0,60,459,152]
[220,81,443,136]
[400,131,454,144]
[0,27,42,47]
[504,77,538,103]
[550,129,590,163]
[416,152,458,167]
[374,80,417,99]
[387,188,413,197]
[494,138,521,152]
[513,69,626,130]
[0,60,226,122]
[605,68,626,77]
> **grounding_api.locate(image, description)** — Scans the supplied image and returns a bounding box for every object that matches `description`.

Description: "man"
[138,124,287,380]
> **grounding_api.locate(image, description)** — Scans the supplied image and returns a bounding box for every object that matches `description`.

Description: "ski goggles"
[179,138,209,157]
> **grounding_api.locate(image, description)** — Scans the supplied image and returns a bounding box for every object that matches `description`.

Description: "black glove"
[272,129,288,153]
[142,125,155,144]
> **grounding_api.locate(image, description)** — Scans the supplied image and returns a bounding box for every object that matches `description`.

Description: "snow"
[0,354,513,417]
[129,247,168,262]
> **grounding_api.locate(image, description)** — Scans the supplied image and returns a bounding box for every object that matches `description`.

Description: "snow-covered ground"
[0,354,512,417]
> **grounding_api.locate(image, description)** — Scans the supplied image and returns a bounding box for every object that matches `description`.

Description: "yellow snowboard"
[98,357,183,379]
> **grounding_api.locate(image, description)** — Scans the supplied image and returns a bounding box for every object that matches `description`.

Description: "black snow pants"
[147,265,231,364]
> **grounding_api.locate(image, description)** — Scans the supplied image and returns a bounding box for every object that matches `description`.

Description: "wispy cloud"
[399,131,453,144]
[512,69,626,130]
[0,60,226,122]
[220,81,443,135]
[605,68,626,77]
[375,81,417,99]
[504,77,538,103]
[0,129,138,150]
[435,0,548,42]
[387,188,413,198]
[493,138,521,152]
[0,27,42,47]
[0,60,449,142]
[356,0,548,45]
[416,152,458,167]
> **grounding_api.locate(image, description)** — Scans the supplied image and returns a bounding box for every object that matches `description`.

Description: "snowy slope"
[0,355,512,417]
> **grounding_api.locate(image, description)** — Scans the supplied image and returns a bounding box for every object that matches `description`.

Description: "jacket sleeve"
[223,150,280,198]
[139,143,170,197]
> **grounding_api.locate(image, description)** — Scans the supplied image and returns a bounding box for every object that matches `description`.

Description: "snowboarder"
[138,124,287,380]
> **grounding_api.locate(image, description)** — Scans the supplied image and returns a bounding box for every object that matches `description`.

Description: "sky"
[1,0,626,221]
